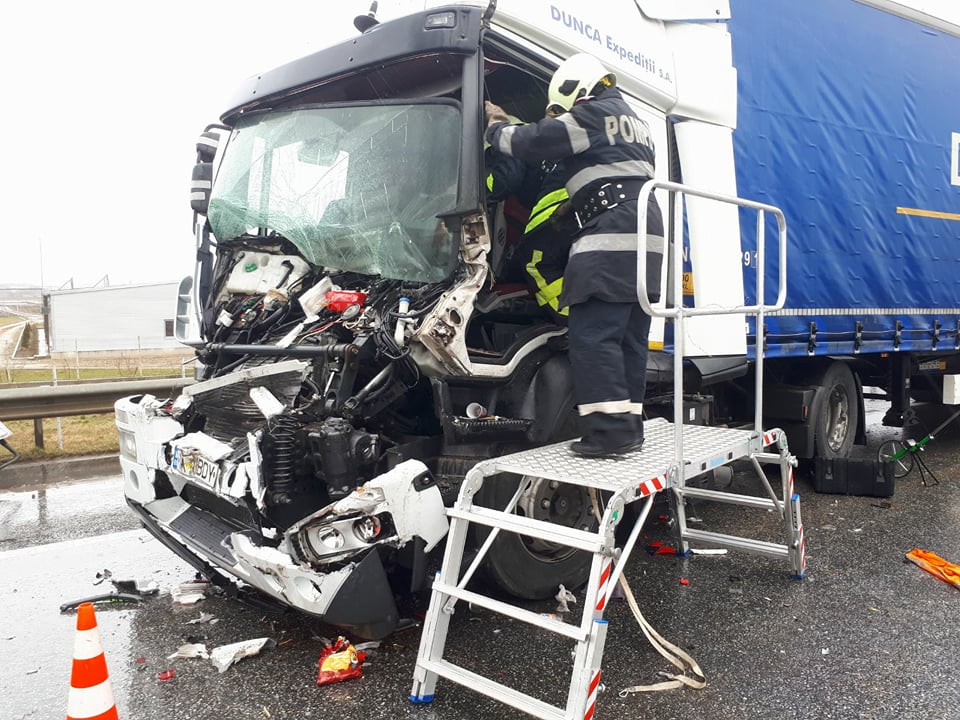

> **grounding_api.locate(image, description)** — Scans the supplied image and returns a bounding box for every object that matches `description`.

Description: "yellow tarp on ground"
[906,548,960,590]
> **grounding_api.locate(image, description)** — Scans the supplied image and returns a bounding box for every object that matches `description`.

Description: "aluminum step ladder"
[409,418,804,719]
[412,182,799,718]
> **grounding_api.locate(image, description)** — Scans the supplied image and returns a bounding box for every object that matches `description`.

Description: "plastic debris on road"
[211,638,276,673]
[555,584,577,614]
[905,548,960,590]
[317,636,367,685]
[112,577,160,595]
[173,579,211,605]
[157,669,176,681]
[61,571,160,612]
[59,592,144,613]
[185,612,217,625]
[167,643,210,660]
[646,541,677,556]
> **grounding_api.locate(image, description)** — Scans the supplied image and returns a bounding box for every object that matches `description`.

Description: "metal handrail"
[635,179,788,479]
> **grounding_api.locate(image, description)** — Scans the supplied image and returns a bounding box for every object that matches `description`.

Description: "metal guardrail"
[0,375,187,390]
[0,377,194,420]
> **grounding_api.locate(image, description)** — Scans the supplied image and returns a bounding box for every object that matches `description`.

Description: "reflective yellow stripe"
[526,250,549,305]
[486,173,494,192]
[530,188,569,218]
[524,188,569,234]
[525,250,569,317]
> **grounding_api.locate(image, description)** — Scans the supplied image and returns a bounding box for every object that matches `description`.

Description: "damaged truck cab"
[118,0,960,640]
[116,3,607,639]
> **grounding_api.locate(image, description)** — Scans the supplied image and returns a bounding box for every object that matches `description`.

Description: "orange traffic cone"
[66,602,119,720]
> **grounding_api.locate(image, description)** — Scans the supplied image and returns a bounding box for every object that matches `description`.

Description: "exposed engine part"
[306,418,379,498]
[222,252,310,296]
[249,386,286,420]
[394,296,411,346]
[262,413,300,504]
[342,364,395,415]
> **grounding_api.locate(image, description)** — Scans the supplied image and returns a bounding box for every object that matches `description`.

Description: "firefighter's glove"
[485,101,510,126]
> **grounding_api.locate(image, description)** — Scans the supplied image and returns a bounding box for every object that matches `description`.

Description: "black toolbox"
[812,457,895,498]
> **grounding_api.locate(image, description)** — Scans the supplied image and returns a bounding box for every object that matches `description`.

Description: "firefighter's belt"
[574,179,647,227]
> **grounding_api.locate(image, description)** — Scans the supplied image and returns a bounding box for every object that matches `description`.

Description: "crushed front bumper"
[125,488,400,638]
[116,394,447,639]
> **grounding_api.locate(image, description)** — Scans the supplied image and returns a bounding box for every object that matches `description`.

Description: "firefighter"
[485,53,664,457]
[520,157,572,323]
[485,104,573,323]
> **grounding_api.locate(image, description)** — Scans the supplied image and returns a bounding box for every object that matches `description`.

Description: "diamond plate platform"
[474,417,763,492]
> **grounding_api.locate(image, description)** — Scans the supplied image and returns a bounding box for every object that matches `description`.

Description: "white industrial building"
[46,282,184,354]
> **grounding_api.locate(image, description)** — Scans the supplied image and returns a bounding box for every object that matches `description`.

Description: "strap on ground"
[588,488,706,696]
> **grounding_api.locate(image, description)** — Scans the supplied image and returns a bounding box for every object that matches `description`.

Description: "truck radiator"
[187,363,306,441]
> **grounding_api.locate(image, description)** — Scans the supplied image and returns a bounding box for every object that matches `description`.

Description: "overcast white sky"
[3,1,958,290]
[2,1,389,289]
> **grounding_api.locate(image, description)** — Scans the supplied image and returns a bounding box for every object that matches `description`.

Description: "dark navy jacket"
[486,88,663,306]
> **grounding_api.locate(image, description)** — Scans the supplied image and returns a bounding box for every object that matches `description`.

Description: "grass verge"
[4,414,119,461]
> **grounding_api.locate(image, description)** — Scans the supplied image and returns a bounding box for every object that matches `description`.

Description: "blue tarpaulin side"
[728,0,960,357]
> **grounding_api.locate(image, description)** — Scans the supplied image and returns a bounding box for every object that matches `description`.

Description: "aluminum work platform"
[411,418,805,720]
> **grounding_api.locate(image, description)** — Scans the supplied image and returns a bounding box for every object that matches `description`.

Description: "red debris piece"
[317,636,367,686]
[157,669,175,681]
[655,546,677,555]
[325,291,368,313]
[679,578,690,586]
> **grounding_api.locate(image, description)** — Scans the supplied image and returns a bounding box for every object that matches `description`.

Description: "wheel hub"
[826,386,851,452]
[518,476,595,558]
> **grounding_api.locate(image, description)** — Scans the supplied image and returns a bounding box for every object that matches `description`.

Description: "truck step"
[168,505,238,566]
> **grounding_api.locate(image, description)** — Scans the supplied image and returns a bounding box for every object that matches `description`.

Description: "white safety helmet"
[547,53,617,112]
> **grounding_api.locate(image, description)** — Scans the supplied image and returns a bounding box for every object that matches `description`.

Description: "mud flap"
[323,548,399,640]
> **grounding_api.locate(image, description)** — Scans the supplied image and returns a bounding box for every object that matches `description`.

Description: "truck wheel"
[811,362,858,458]
[475,473,594,600]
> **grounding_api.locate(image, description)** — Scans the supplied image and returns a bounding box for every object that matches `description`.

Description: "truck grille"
[186,360,306,441]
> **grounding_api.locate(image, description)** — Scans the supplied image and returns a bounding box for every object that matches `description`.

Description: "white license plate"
[171,446,222,488]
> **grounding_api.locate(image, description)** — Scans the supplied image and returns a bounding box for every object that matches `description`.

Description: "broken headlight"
[297,513,395,563]
[315,526,345,551]
[118,428,137,462]
[353,515,382,542]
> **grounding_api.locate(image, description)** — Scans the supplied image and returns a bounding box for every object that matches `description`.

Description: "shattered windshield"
[208,102,460,282]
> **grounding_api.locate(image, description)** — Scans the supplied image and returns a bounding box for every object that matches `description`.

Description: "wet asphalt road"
[1,402,959,720]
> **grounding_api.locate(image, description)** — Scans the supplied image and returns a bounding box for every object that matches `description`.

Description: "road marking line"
[0,528,149,558]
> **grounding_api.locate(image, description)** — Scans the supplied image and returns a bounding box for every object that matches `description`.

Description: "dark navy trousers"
[567,297,651,446]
